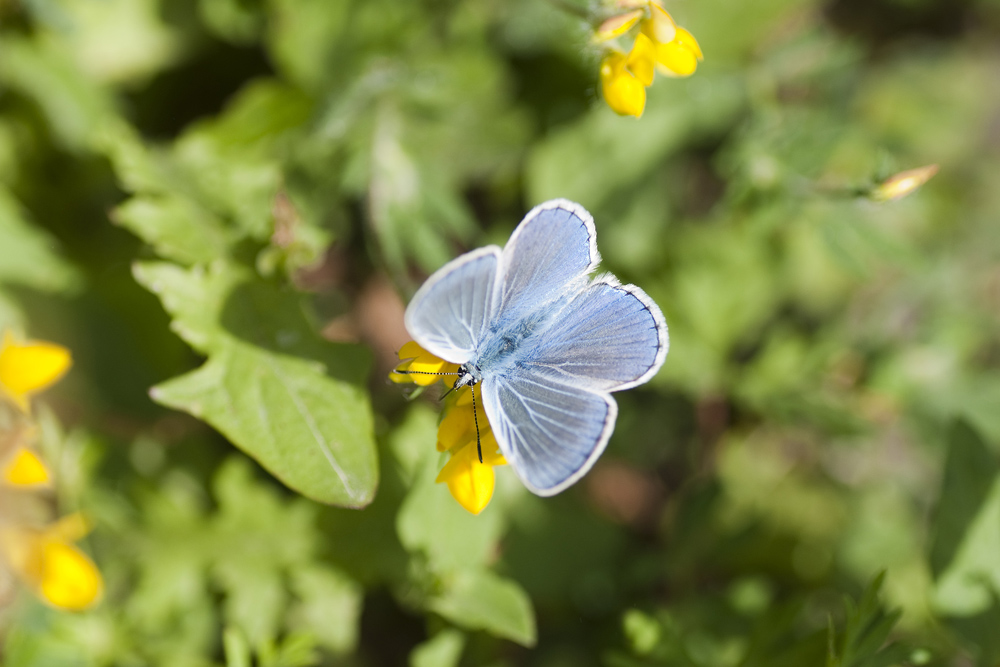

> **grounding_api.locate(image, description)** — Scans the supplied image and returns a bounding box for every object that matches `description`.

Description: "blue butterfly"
[404,199,668,496]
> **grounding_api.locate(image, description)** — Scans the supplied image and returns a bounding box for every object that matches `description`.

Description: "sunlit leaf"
[429,568,536,647]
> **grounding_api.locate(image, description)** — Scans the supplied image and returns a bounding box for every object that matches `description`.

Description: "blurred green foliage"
[2,0,1000,664]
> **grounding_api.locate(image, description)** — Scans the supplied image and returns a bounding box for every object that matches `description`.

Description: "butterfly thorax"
[470,302,566,380]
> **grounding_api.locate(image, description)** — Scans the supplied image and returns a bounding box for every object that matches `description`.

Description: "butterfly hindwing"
[481,371,617,496]
[404,246,501,364]
[524,278,668,392]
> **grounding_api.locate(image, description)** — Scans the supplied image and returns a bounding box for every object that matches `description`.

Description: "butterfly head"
[453,362,482,391]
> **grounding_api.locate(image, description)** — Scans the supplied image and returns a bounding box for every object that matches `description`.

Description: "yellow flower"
[601,51,647,118]
[3,445,51,487]
[596,0,703,116]
[651,27,703,77]
[391,341,459,387]
[435,430,507,515]
[392,344,508,514]
[870,164,939,201]
[0,331,72,412]
[0,513,103,611]
[638,4,703,77]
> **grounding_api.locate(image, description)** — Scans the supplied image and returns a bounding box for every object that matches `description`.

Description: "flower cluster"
[0,331,102,611]
[596,0,703,118]
[392,342,507,514]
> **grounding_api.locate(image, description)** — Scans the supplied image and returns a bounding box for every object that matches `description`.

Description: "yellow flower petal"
[46,512,93,544]
[654,28,702,77]
[390,342,459,386]
[626,32,657,87]
[438,386,491,451]
[3,446,50,486]
[454,383,480,407]
[601,52,646,118]
[437,404,473,452]
[674,27,703,61]
[477,430,507,466]
[435,442,496,515]
[655,41,698,77]
[0,332,72,411]
[38,540,102,610]
[0,515,102,611]
[398,341,425,360]
[595,9,643,41]
[641,3,677,45]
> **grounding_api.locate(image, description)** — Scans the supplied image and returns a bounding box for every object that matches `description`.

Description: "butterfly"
[403,199,668,496]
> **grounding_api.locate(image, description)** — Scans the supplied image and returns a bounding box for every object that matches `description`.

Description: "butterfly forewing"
[481,373,617,496]
[494,200,601,327]
[404,246,501,364]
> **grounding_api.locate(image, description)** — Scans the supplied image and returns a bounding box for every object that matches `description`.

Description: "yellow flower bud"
[641,2,677,45]
[601,52,646,118]
[870,164,939,201]
[595,9,643,42]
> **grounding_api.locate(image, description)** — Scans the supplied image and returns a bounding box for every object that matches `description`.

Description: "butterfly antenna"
[471,385,483,464]
[391,369,462,378]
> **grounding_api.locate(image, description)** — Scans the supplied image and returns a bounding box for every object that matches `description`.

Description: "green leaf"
[257,632,319,667]
[224,627,252,667]
[0,187,79,292]
[395,438,505,572]
[0,36,116,150]
[151,343,375,507]
[172,80,313,240]
[828,572,908,667]
[429,568,536,647]
[267,0,352,91]
[932,475,1000,616]
[526,73,742,210]
[930,421,1000,578]
[288,566,363,653]
[135,261,377,507]
[409,628,465,667]
[112,195,234,265]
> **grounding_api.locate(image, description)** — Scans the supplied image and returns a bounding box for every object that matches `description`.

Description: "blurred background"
[1,0,1000,665]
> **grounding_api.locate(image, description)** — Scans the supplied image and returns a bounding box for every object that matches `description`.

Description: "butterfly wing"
[524,277,668,392]
[481,372,617,496]
[494,199,602,327]
[404,246,501,364]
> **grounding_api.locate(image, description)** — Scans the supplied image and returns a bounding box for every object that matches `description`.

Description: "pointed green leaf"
[113,195,234,265]
[930,420,1000,577]
[135,261,377,507]
[429,569,536,647]
[0,187,79,292]
[151,339,376,507]
[409,629,465,667]
[395,435,505,572]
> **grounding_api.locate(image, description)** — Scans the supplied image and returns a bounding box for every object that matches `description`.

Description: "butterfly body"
[405,200,668,496]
